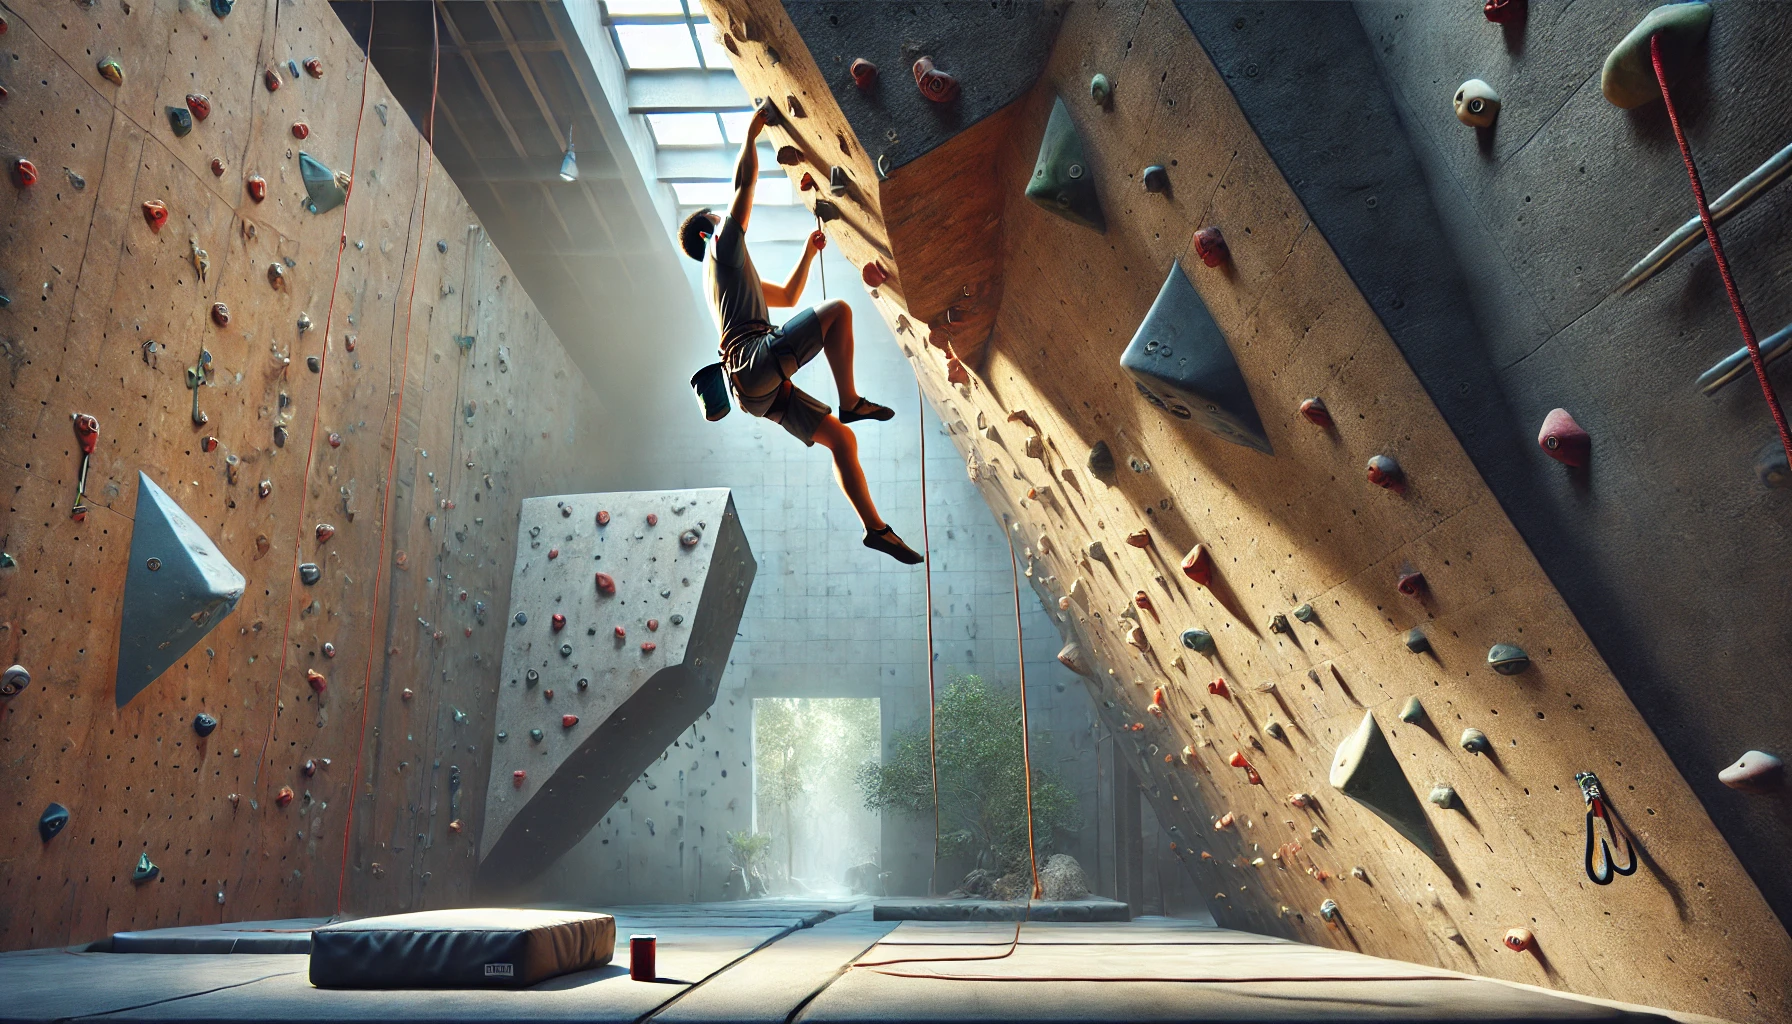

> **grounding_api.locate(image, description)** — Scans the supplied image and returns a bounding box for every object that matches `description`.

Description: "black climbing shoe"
[864,525,924,564]
[840,397,895,424]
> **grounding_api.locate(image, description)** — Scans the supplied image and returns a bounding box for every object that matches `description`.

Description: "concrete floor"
[0,900,1730,1024]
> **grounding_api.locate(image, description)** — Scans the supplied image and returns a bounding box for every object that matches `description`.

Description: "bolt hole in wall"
[747,697,880,898]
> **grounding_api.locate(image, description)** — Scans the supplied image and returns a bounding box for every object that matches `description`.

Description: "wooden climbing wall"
[705,0,1792,1020]
[0,0,599,949]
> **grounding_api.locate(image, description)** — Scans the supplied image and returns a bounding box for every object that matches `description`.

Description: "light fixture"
[559,124,578,182]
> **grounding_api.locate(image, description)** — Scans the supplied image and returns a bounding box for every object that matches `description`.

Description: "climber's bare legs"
[812,416,879,528]
[815,299,858,408]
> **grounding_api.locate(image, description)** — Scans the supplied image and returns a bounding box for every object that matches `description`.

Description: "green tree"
[857,674,1080,874]
[754,698,882,885]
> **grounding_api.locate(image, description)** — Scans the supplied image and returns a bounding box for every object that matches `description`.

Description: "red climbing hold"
[912,56,960,103]
[210,158,226,177]
[247,175,267,202]
[647,618,659,632]
[680,529,700,548]
[142,200,169,232]
[862,262,888,288]
[641,642,657,653]
[1396,571,1426,597]
[646,513,658,526]
[562,714,579,729]
[1503,927,1534,951]
[1125,529,1151,548]
[1537,408,1589,467]
[213,301,232,325]
[291,122,310,140]
[304,57,323,78]
[328,432,342,448]
[1366,454,1405,492]
[323,642,336,658]
[512,770,527,788]
[315,523,335,542]
[264,65,282,91]
[186,93,211,120]
[302,758,319,777]
[543,689,554,701]
[1483,0,1523,24]
[1208,677,1230,698]
[1180,543,1213,586]
[595,572,616,595]
[1194,226,1229,268]
[12,158,37,188]
[552,613,566,632]
[1134,590,1154,614]
[597,510,611,526]
[306,669,327,694]
[614,625,627,639]
[73,414,99,456]
[1299,397,1332,428]
[275,786,294,807]
[548,548,559,560]
[1228,750,1263,785]
[850,58,878,89]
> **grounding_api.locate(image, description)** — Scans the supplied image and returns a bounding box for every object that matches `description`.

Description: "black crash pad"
[309,909,614,989]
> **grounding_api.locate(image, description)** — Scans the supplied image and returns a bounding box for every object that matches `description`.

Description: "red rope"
[918,381,940,896]
[1007,528,1042,901]
[1652,35,1792,465]
[334,3,440,914]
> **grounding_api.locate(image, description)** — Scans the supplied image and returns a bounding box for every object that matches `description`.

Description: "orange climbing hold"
[275,786,295,807]
[291,122,310,139]
[1214,811,1235,830]
[1228,750,1262,785]
[142,200,169,232]
[247,175,267,202]
[597,509,611,526]
[849,58,878,89]
[12,158,38,188]
[1125,530,1151,548]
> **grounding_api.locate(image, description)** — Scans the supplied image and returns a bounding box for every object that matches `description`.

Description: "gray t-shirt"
[705,215,771,369]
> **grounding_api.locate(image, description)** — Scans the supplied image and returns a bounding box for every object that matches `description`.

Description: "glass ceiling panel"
[718,110,756,145]
[697,29,733,70]
[672,178,794,207]
[603,0,689,17]
[615,24,702,69]
[648,112,725,147]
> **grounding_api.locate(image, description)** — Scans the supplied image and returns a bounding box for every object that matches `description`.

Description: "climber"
[680,99,923,565]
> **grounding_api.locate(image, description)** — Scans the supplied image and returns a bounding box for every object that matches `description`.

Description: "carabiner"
[1577,771,1637,885]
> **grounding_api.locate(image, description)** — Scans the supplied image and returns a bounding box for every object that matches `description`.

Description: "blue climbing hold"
[1180,628,1215,653]
[210,0,234,17]
[1121,260,1272,454]
[115,473,245,707]
[193,712,218,737]
[39,803,69,842]
[1487,643,1530,675]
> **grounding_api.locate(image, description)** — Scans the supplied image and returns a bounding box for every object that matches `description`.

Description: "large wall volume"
[0,0,600,950]
[704,0,1792,1021]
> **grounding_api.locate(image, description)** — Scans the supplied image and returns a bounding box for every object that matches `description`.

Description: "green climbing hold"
[1601,2,1711,109]
[1026,96,1104,233]
[166,106,194,138]
[1460,728,1490,754]
[1487,643,1530,675]
[1090,73,1112,108]
[1329,711,1437,858]
[1403,627,1430,654]
[300,152,348,214]
[1180,628,1214,653]
[1292,603,1315,623]
[133,852,160,883]
[1397,696,1426,724]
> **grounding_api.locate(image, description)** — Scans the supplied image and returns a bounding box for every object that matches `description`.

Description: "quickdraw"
[1577,771,1637,885]
[70,413,99,520]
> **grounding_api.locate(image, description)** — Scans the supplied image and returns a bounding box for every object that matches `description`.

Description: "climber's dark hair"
[680,208,715,262]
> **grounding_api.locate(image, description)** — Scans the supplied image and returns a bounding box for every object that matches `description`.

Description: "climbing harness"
[1577,771,1637,885]
[1651,34,1792,470]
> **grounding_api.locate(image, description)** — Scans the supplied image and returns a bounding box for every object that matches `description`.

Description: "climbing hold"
[97,58,125,85]
[596,510,611,526]
[680,529,701,548]
[299,152,349,214]
[211,158,226,177]
[1089,73,1113,107]
[1228,751,1262,785]
[1180,544,1213,586]
[551,613,566,632]
[1602,2,1711,109]
[646,513,659,526]
[1086,541,1108,564]
[275,785,295,807]
[561,714,579,729]
[115,474,245,707]
[945,357,970,386]
[1,664,29,698]
[1134,590,1154,614]
[1087,441,1116,482]
[1757,441,1790,489]
[264,64,282,91]
[1208,677,1230,698]
[647,619,660,632]
[306,669,326,694]
[1288,792,1315,809]
[167,105,194,137]
[142,200,169,232]
[1403,628,1430,654]
[515,612,530,626]
[1299,397,1332,428]
[1484,0,1523,22]
[1366,455,1404,492]
[193,712,218,737]
[1268,612,1290,634]
[1026,97,1104,232]
[1214,812,1236,830]
[1428,784,1457,809]
[1452,79,1500,128]
[1487,643,1530,674]
[849,58,878,89]
[828,165,848,196]
[614,625,627,640]
[315,523,335,543]
[525,669,540,686]
[1398,696,1426,724]
[328,433,342,448]
[1180,628,1214,653]
[267,263,287,290]
[642,642,658,653]
[304,57,323,78]
[861,262,888,288]
[1125,625,1149,651]
[1503,927,1534,952]
[1121,530,1151,549]
[1142,166,1172,196]
[1319,899,1340,923]
[595,572,616,595]
[530,729,544,743]
[12,158,38,188]
[1396,571,1426,597]
[133,852,160,883]
[187,93,211,120]
[1460,728,1490,754]
[1264,720,1286,741]
[1537,408,1589,467]
[1718,750,1784,794]
[302,758,320,778]
[1121,260,1272,453]
[247,176,267,203]
[40,803,69,842]
[513,770,527,787]
[1330,711,1438,856]
[775,146,802,167]
[912,56,959,103]
[1193,226,1229,268]
[1292,603,1315,623]
[291,121,310,140]
[1056,642,1093,676]
[322,642,336,658]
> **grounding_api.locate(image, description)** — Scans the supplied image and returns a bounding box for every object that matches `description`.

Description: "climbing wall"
[0,0,600,949]
[479,488,754,889]
[701,1,1792,1021]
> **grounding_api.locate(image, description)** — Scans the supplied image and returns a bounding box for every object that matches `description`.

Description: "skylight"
[614,24,702,69]
[648,113,725,147]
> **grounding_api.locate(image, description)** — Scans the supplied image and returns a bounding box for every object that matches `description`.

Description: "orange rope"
[335,1,439,913]
[918,381,940,895]
[1007,526,1042,900]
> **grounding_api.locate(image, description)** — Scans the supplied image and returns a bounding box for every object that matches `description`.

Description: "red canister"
[629,934,657,981]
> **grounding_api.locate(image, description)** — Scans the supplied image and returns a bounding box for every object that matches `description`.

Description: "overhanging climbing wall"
[0,0,602,950]
[702,1,1792,1021]
[478,489,754,889]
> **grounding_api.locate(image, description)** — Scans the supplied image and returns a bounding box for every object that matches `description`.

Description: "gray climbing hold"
[1719,750,1785,794]
[525,669,539,687]
[670,614,684,626]
[437,240,448,253]
[1292,603,1315,623]
[1,663,28,698]
[1181,628,1214,653]
[133,852,160,883]
[1428,784,1457,809]
[1329,711,1437,857]
[1056,642,1093,677]
[1460,728,1490,753]
[496,730,508,742]
[1087,441,1116,482]
[515,612,528,625]
[193,712,218,737]
[559,643,573,657]
[115,473,245,707]
[299,152,348,214]
[529,728,544,743]
[1404,628,1430,654]
[40,803,69,842]
[1264,720,1285,740]
[1141,165,1168,193]
[298,562,320,585]
[1026,96,1105,232]
[1487,643,1530,675]
[1602,2,1711,109]
[1089,73,1112,107]
[1397,696,1425,724]
[1122,260,1272,454]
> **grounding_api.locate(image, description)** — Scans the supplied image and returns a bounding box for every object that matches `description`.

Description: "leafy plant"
[726,830,772,876]
[856,674,1080,873]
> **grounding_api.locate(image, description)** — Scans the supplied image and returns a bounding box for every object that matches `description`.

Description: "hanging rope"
[1007,524,1042,900]
[917,381,940,896]
[1652,34,1792,466]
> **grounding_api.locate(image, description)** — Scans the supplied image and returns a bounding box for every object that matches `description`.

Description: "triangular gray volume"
[115,472,245,707]
[1329,711,1438,858]
[1025,96,1104,233]
[1121,259,1272,454]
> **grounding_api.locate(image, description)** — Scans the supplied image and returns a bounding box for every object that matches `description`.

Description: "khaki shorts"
[728,308,829,446]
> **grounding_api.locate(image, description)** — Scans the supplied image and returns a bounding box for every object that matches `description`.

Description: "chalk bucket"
[630,934,658,981]
[690,362,731,421]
